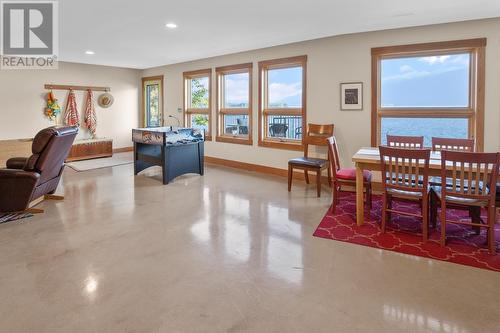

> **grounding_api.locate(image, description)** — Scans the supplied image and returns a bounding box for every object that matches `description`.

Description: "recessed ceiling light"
[85,50,95,55]
[165,23,177,29]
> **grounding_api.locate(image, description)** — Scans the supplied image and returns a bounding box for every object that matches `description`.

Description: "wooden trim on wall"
[258,55,307,151]
[371,38,487,55]
[183,68,212,140]
[215,62,253,145]
[476,46,486,152]
[371,38,486,151]
[141,75,164,128]
[204,156,330,185]
[370,54,378,147]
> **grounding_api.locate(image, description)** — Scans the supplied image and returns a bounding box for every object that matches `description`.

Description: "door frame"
[141,75,164,127]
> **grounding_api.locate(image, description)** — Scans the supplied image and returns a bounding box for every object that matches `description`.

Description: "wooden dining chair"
[430,151,500,253]
[327,136,372,213]
[496,183,500,223]
[430,137,475,186]
[387,135,424,148]
[431,137,475,152]
[379,146,431,241]
[288,124,334,197]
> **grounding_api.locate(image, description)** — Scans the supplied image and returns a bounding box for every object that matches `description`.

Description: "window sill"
[216,136,252,145]
[258,139,303,151]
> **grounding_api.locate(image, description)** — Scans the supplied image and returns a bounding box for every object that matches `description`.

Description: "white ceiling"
[59,0,500,69]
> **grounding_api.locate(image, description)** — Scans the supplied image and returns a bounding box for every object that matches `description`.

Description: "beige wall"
[143,18,500,169]
[0,62,141,148]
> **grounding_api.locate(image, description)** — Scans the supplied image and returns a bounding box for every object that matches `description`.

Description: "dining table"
[352,147,448,226]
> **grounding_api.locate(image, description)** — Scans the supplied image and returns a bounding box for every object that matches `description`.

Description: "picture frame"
[340,82,363,111]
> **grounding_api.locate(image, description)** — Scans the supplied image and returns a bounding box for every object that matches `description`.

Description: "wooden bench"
[66,138,113,161]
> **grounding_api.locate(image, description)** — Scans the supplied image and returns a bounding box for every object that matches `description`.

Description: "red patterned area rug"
[313,193,500,272]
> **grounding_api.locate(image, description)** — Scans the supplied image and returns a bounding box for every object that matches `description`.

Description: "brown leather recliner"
[0,126,78,213]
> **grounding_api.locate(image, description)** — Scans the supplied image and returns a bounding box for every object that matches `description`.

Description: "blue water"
[381,118,468,147]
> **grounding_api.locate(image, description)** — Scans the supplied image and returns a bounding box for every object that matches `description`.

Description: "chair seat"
[336,168,372,182]
[288,157,328,168]
[431,186,489,207]
[386,187,426,200]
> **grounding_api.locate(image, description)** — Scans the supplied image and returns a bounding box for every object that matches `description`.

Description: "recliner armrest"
[6,157,28,169]
[0,169,40,213]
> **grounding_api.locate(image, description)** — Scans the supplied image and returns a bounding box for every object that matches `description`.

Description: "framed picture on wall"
[340,82,363,110]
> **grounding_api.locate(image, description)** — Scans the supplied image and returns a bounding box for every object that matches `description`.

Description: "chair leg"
[331,183,337,214]
[422,197,429,242]
[387,196,392,222]
[327,166,332,188]
[487,206,496,254]
[366,183,372,210]
[471,207,481,235]
[381,193,387,232]
[430,191,437,229]
[287,165,293,192]
[316,170,321,198]
[440,202,447,247]
[304,170,310,184]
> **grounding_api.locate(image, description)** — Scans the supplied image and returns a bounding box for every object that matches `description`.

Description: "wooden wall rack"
[44,84,111,92]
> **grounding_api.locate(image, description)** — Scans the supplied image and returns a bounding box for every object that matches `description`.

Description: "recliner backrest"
[24,126,78,184]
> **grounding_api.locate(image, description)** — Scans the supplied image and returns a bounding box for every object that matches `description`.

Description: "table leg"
[355,163,364,226]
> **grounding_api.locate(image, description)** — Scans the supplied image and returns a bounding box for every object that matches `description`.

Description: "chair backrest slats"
[387,135,424,149]
[440,150,500,201]
[327,136,341,180]
[474,162,481,195]
[304,123,334,158]
[432,137,475,152]
[379,146,430,193]
[451,161,457,193]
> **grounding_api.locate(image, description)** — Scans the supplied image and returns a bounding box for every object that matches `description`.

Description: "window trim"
[371,38,486,151]
[258,55,307,151]
[141,75,164,128]
[215,63,253,145]
[183,68,212,140]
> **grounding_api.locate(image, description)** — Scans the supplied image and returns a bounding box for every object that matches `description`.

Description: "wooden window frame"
[215,63,253,145]
[371,38,486,151]
[141,75,164,127]
[183,68,212,140]
[258,55,307,151]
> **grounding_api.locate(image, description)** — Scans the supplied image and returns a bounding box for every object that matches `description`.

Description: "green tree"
[193,114,208,127]
[191,79,208,108]
[191,79,209,126]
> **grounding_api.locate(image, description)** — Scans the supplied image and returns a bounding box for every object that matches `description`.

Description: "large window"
[216,63,252,145]
[258,55,307,150]
[184,69,212,140]
[371,39,486,150]
[142,76,163,127]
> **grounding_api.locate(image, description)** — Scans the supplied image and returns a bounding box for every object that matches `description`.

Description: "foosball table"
[132,127,204,184]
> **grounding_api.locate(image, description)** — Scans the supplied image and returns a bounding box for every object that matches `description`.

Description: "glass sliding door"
[142,76,164,127]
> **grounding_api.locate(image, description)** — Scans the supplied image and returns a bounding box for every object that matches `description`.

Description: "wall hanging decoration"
[84,89,97,138]
[340,82,363,111]
[98,92,114,108]
[44,91,61,121]
[64,89,80,126]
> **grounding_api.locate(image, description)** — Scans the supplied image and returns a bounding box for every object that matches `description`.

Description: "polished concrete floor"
[1,162,499,333]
